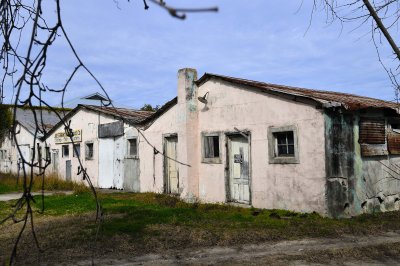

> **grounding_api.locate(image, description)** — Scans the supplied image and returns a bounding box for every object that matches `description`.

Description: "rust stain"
[388,132,400,154]
[360,144,388,156]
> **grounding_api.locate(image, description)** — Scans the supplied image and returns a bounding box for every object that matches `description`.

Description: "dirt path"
[0,191,73,201]
[74,231,400,265]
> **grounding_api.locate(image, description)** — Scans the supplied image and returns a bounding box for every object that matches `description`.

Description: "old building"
[0,106,62,174]
[138,68,400,218]
[11,68,400,218]
[43,104,153,190]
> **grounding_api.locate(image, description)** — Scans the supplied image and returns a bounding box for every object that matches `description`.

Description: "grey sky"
[3,0,397,108]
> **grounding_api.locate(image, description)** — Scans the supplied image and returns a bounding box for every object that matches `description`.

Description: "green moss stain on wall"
[351,115,364,215]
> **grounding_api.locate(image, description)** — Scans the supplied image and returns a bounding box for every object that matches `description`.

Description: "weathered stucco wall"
[196,79,327,214]
[141,69,201,201]
[140,104,179,193]
[325,110,400,217]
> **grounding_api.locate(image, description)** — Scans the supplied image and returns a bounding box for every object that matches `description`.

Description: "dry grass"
[3,192,400,264]
[0,172,89,194]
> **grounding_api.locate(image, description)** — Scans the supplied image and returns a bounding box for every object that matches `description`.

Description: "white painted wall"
[46,109,115,185]
[45,108,142,188]
[0,124,40,175]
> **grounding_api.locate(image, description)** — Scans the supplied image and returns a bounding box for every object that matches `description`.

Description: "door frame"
[224,131,252,205]
[162,133,178,194]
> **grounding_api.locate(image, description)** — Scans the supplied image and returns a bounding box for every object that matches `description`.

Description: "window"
[202,133,221,163]
[274,131,294,157]
[85,142,94,160]
[1,150,7,160]
[45,146,50,161]
[62,145,69,158]
[268,126,299,164]
[73,144,81,158]
[128,138,138,157]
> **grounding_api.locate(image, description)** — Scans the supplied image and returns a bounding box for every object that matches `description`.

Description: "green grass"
[2,191,400,242]
[0,172,89,194]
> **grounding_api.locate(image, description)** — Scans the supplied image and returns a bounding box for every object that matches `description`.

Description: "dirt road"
[0,191,73,201]
[74,231,400,265]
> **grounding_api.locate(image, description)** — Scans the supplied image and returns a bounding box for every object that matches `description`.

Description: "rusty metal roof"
[81,105,154,124]
[196,73,400,112]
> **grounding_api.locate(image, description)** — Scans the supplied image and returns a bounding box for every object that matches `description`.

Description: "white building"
[44,105,153,190]
[0,107,62,174]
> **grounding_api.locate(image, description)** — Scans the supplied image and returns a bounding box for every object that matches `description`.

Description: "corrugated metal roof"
[42,104,154,140]
[15,108,65,136]
[196,73,400,112]
[81,105,154,124]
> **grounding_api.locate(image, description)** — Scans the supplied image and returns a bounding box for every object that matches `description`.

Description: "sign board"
[98,121,124,138]
[55,129,82,144]
[234,154,243,163]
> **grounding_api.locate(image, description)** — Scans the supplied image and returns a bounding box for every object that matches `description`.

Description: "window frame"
[73,143,81,158]
[85,141,94,160]
[126,137,138,159]
[201,132,222,164]
[62,144,69,158]
[268,125,299,164]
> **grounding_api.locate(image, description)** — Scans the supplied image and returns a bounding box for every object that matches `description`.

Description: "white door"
[99,138,114,188]
[18,145,30,172]
[228,135,250,204]
[19,145,30,162]
[164,136,179,194]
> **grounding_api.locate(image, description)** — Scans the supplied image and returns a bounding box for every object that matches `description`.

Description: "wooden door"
[124,157,140,192]
[164,136,179,194]
[65,160,72,181]
[228,135,250,204]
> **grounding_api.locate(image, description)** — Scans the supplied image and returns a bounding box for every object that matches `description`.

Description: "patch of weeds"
[0,172,88,194]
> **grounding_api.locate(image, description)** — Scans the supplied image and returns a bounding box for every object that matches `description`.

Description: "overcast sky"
[3,0,397,108]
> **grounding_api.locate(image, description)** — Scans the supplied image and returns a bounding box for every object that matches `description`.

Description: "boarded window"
[388,132,400,154]
[128,138,138,156]
[98,121,124,138]
[359,118,385,144]
[62,145,69,158]
[73,144,80,158]
[85,143,94,159]
[204,136,220,158]
[273,131,294,157]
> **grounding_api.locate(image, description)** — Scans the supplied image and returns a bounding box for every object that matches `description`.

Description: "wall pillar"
[176,68,200,201]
